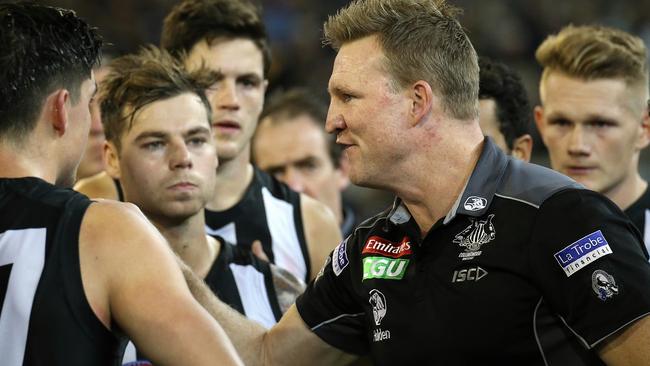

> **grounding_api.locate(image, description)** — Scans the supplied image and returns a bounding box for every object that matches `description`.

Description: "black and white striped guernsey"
[0,177,126,366]
[204,167,311,282]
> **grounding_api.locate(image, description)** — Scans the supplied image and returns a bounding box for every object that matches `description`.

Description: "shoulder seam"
[494,193,540,209]
[310,312,365,331]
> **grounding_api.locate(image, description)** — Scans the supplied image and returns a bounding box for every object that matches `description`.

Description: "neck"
[604,172,648,211]
[152,210,220,278]
[208,150,254,211]
[397,122,484,235]
[0,138,58,184]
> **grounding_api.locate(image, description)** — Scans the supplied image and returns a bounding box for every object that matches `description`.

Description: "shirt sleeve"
[529,188,650,348]
[295,234,369,355]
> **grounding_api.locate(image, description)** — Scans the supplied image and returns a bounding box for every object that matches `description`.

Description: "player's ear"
[636,100,650,150]
[47,89,70,137]
[104,141,121,179]
[511,134,533,162]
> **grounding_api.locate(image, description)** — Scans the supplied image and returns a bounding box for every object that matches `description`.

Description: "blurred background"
[38,0,650,217]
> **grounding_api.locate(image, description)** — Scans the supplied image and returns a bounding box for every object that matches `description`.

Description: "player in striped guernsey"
[0,4,241,365]
[161,0,341,282]
[76,0,342,283]
[96,47,304,365]
[534,25,650,253]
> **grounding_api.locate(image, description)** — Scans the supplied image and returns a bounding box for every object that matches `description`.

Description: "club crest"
[454,214,495,260]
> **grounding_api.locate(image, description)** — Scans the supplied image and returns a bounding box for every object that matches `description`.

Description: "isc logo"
[451,266,488,283]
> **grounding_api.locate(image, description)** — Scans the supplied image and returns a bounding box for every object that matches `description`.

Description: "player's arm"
[79,201,243,366]
[598,315,650,365]
[74,171,119,200]
[301,194,342,280]
[182,265,357,366]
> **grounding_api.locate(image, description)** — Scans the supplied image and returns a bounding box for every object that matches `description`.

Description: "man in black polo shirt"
[192,0,650,364]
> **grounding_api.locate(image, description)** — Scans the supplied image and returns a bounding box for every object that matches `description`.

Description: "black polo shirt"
[296,138,650,365]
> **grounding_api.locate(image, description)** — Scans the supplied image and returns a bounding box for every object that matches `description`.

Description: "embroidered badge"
[463,196,487,211]
[331,239,349,276]
[554,230,612,277]
[369,289,387,326]
[454,214,496,260]
[592,269,618,301]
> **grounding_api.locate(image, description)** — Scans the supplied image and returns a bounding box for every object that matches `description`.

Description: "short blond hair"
[324,0,479,120]
[536,25,649,91]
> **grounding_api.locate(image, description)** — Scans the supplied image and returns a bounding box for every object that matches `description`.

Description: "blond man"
[534,25,650,249]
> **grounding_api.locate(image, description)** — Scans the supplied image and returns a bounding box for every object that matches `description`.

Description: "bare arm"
[301,194,343,280]
[80,201,243,366]
[182,265,356,366]
[598,315,650,365]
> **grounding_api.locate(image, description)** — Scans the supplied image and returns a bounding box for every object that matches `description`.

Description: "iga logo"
[362,236,412,258]
[363,257,409,281]
[369,289,387,326]
[463,196,487,211]
[592,270,618,301]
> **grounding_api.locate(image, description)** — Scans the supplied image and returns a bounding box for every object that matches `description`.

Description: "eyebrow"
[133,126,212,142]
[184,126,211,137]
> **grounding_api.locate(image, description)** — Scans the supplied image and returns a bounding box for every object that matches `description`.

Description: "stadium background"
[38,0,650,217]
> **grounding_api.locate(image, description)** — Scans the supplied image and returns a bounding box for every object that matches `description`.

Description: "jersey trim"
[532,297,550,366]
[310,312,365,331]
[494,193,540,209]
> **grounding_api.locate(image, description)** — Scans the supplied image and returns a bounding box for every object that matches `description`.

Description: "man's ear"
[636,100,650,151]
[409,80,433,127]
[533,105,546,137]
[511,134,533,162]
[104,141,121,179]
[49,89,70,137]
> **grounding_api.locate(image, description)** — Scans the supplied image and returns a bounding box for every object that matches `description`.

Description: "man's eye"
[143,141,164,150]
[188,137,207,146]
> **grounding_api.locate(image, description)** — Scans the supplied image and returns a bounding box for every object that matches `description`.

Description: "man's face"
[253,114,346,218]
[76,66,110,181]
[535,72,650,195]
[479,98,509,152]
[184,38,267,162]
[326,36,411,188]
[75,94,105,180]
[109,93,217,223]
[61,73,96,188]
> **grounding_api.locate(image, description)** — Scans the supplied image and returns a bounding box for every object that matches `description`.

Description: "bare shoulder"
[300,193,340,231]
[79,199,167,259]
[74,171,119,200]
[300,194,342,280]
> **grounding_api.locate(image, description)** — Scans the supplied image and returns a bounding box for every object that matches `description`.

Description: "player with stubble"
[75,0,341,284]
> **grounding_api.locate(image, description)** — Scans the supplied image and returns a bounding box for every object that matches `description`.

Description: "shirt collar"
[388,137,509,226]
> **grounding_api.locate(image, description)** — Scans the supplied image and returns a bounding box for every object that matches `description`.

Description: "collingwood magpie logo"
[592,269,619,301]
[454,214,496,260]
[369,289,391,342]
[369,289,387,325]
[463,196,487,211]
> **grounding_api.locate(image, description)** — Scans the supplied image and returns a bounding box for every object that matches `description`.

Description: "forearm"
[181,262,269,366]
